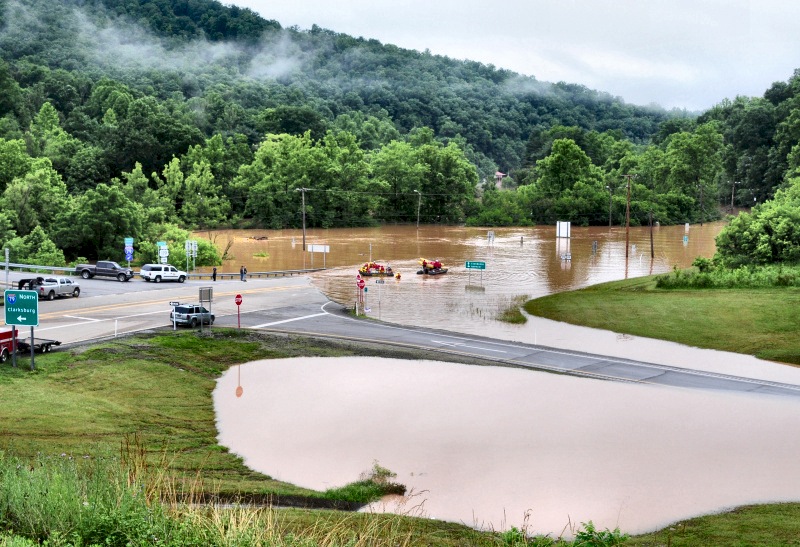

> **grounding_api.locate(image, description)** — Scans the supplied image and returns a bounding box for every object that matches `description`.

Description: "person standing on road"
[240,265,247,281]
[212,267,217,281]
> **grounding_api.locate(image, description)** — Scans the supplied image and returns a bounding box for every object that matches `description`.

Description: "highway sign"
[4,290,39,326]
[465,261,486,270]
[235,294,243,306]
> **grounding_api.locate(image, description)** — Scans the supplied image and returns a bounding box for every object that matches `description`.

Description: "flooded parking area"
[215,356,800,536]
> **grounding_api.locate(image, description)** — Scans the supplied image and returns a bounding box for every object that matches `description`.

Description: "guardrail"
[187,268,324,280]
[1,262,326,280]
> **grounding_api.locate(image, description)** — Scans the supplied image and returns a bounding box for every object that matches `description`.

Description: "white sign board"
[307,244,330,253]
[556,221,571,238]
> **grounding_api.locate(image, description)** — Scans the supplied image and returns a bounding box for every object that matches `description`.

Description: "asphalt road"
[6,272,800,398]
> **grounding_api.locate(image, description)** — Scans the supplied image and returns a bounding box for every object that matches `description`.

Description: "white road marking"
[63,315,101,322]
[432,340,508,353]
[250,313,328,328]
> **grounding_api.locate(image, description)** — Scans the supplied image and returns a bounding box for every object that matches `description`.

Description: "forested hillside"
[0,0,798,263]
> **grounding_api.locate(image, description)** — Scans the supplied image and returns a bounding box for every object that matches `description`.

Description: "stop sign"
[234,294,243,305]
[357,278,365,289]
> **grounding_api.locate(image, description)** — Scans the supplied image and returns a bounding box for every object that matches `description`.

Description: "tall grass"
[655,261,800,289]
[0,441,457,546]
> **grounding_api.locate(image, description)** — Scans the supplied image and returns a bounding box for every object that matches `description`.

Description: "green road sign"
[465,261,486,270]
[4,290,39,326]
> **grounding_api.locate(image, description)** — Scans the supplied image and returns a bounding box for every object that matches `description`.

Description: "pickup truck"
[18,277,81,300]
[75,260,134,282]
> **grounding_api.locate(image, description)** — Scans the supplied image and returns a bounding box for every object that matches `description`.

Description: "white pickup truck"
[18,276,81,300]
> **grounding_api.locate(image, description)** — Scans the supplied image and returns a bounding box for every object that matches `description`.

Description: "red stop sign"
[234,294,243,305]
[357,279,365,289]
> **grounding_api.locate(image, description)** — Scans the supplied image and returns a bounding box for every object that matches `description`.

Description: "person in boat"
[421,259,428,273]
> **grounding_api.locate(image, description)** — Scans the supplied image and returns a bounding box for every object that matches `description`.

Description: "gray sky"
[230,0,800,111]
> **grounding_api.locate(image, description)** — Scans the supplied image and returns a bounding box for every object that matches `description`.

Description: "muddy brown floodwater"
[208,221,800,536]
[203,222,723,337]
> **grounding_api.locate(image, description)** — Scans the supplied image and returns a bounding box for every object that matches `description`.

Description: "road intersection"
[6,273,800,398]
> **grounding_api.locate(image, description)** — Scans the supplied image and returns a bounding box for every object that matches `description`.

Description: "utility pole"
[295,187,308,251]
[699,183,704,226]
[622,174,636,259]
[730,180,740,212]
[413,190,421,228]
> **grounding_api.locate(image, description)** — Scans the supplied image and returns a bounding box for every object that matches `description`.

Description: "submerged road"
[6,274,800,398]
[217,298,800,399]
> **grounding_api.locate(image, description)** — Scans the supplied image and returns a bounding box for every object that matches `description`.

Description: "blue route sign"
[4,290,39,326]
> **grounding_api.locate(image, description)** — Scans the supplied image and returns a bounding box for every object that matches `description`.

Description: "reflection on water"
[203,223,724,334]
[215,356,800,537]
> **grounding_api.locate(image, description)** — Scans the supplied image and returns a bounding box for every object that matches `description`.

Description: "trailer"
[16,337,61,354]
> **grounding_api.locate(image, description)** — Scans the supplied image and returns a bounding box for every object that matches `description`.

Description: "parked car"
[19,277,81,300]
[140,264,187,283]
[75,261,134,281]
[169,304,214,327]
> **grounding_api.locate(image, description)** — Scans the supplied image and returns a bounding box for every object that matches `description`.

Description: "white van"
[139,264,188,283]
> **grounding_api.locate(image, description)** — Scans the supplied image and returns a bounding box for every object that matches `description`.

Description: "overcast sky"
[229,0,800,112]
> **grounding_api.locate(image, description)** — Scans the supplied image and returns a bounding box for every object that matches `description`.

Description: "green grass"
[524,275,800,365]
[626,503,800,546]
[0,329,419,501]
[3,327,800,545]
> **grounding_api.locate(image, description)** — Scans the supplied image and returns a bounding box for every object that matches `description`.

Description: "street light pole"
[413,190,421,228]
[296,187,308,251]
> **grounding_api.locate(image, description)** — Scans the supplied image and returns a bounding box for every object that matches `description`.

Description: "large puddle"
[215,356,800,537]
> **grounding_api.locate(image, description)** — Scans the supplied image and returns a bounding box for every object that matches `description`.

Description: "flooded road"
[207,221,800,536]
[204,222,723,336]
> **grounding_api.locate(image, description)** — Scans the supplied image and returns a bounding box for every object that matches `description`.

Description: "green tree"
[54,183,144,260]
[0,138,34,192]
[181,160,230,229]
[1,159,69,235]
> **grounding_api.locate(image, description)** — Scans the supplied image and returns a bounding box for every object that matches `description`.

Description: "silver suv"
[170,304,214,327]
[140,264,187,283]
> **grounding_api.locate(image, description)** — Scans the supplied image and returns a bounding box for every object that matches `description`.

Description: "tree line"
[0,0,798,268]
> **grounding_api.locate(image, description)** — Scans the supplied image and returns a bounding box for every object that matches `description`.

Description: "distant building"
[494,171,506,189]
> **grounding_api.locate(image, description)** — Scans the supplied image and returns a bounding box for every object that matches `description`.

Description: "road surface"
[4,273,800,398]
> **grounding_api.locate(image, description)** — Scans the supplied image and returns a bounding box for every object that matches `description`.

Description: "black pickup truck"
[75,260,134,282]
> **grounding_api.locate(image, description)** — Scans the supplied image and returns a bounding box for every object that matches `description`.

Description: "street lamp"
[413,190,421,229]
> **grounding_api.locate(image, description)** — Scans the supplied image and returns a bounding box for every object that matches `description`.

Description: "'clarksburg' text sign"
[4,290,39,326]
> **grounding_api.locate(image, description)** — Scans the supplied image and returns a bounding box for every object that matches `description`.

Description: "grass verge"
[524,275,800,365]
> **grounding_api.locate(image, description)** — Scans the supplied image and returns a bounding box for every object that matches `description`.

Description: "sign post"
[169,301,179,330]
[124,237,134,268]
[465,261,486,285]
[4,290,39,370]
[356,275,365,315]
[235,293,242,328]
